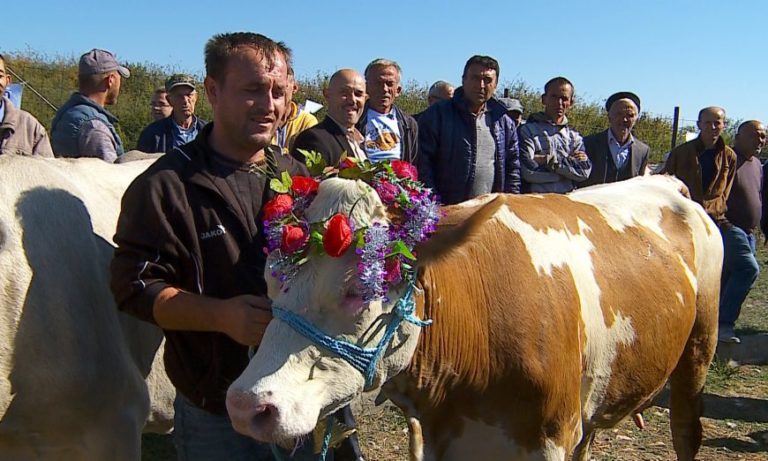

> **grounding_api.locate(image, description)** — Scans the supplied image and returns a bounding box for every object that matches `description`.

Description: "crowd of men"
[0,35,766,459]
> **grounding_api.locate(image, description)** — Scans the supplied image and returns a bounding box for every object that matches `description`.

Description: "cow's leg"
[668,305,717,460]
[406,416,424,461]
[570,430,595,461]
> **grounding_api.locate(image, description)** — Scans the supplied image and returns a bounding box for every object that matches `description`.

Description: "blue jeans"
[719,226,760,327]
[173,394,318,461]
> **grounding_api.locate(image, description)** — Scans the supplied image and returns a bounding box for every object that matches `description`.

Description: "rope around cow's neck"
[272,279,431,387]
[268,279,431,460]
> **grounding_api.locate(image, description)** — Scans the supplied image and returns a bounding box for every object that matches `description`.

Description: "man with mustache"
[518,76,591,193]
[579,92,650,187]
[418,55,521,204]
[137,74,208,153]
[292,68,368,166]
[356,58,419,163]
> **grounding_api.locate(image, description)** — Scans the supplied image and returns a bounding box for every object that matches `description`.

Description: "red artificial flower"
[263,194,294,221]
[281,225,309,254]
[391,160,418,181]
[323,214,353,257]
[384,257,402,283]
[375,180,399,205]
[291,176,320,197]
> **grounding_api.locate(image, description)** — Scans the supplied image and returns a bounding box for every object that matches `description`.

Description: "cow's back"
[0,156,172,459]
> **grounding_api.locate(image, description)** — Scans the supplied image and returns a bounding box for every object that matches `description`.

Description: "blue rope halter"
[268,280,431,460]
[272,280,432,388]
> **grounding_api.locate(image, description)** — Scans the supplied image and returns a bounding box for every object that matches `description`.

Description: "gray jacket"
[518,112,591,193]
[0,96,53,157]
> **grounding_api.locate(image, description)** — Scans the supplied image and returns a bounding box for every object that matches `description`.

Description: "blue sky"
[3,0,764,126]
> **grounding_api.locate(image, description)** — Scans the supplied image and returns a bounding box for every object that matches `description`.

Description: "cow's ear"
[414,195,505,267]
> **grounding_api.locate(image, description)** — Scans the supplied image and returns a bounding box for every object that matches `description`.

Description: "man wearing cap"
[136,74,207,154]
[579,92,650,188]
[51,48,129,162]
[0,54,53,157]
[498,97,524,127]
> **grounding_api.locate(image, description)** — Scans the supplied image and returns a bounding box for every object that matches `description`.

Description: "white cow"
[0,155,174,460]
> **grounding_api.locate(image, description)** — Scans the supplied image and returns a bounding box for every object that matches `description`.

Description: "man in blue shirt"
[136,74,207,153]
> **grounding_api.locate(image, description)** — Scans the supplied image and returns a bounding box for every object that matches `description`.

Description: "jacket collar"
[0,96,19,133]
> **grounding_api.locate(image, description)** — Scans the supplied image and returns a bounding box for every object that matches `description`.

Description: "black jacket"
[136,114,208,154]
[580,129,650,188]
[111,123,307,414]
[291,116,354,167]
[356,104,419,164]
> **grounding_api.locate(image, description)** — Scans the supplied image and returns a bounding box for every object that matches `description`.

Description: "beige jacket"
[0,96,53,157]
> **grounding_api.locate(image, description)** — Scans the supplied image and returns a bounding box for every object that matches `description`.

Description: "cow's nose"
[226,390,280,441]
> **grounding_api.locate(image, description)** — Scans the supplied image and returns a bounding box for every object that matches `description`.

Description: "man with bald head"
[661,106,736,226]
[580,91,650,187]
[292,68,368,166]
[717,120,765,343]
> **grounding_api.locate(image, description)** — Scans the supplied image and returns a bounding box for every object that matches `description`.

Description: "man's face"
[428,86,454,106]
[462,64,497,109]
[324,71,367,129]
[366,65,401,114]
[697,109,726,146]
[150,91,172,120]
[168,86,198,120]
[0,59,10,95]
[735,122,766,158]
[105,72,122,105]
[608,100,638,141]
[205,47,288,151]
[542,83,573,123]
[509,110,523,125]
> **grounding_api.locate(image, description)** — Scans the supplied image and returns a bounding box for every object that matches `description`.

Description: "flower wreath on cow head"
[262,152,441,302]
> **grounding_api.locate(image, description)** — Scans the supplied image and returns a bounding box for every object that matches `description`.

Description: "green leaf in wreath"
[270,178,289,193]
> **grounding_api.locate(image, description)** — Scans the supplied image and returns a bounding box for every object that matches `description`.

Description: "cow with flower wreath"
[226,157,721,461]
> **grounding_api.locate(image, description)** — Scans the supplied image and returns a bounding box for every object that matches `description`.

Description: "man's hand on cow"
[218,295,274,346]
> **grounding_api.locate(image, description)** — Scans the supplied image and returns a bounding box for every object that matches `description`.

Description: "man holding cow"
[111,32,362,460]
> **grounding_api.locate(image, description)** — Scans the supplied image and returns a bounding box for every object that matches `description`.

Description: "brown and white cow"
[0,155,174,460]
[227,175,721,461]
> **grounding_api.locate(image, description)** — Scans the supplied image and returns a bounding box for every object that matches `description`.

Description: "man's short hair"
[364,58,402,80]
[737,120,761,134]
[544,76,574,95]
[204,32,292,83]
[0,54,6,66]
[78,72,111,92]
[462,55,500,79]
[428,80,453,98]
[697,106,725,121]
